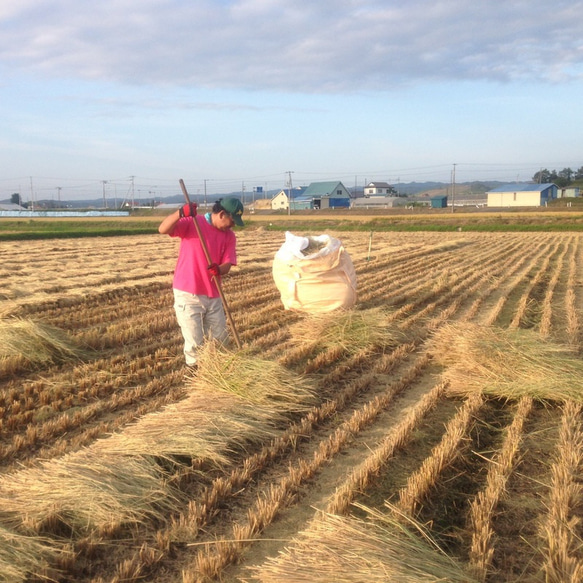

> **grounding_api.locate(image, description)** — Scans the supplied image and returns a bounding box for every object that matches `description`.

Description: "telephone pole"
[451,163,456,213]
[130,176,135,209]
[29,176,34,212]
[286,170,294,215]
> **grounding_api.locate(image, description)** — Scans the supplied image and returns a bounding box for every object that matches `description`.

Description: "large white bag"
[272,232,357,314]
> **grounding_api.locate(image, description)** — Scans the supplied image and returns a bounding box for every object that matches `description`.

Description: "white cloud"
[1,0,582,92]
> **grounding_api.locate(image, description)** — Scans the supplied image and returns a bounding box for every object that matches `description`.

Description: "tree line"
[532,167,583,188]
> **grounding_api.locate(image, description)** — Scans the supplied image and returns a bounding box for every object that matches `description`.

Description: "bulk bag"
[272,232,357,314]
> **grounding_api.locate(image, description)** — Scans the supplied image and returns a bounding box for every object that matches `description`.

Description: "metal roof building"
[487,183,558,207]
[303,181,351,209]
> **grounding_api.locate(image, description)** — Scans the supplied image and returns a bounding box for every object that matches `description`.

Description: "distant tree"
[10,193,21,205]
[532,168,573,187]
[574,166,583,180]
[532,169,551,183]
[553,168,574,188]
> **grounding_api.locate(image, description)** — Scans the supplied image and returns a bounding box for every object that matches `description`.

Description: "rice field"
[1,228,583,582]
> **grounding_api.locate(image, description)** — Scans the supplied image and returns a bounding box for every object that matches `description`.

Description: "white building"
[271,187,308,210]
[364,182,396,196]
[487,183,558,207]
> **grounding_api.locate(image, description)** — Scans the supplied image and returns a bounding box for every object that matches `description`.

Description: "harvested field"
[1,229,583,582]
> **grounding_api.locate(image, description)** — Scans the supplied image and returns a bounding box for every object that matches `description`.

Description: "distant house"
[487,183,558,207]
[364,181,396,196]
[303,181,351,209]
[271,187,308,210]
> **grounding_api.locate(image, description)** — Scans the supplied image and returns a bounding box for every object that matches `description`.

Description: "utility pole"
[130,176,135,209]
[56,187,62,204]
[286,170,294,215]
[204,179,208,208]
[102,180,108,209]
[451,164,456,213]
[29,176,34,212]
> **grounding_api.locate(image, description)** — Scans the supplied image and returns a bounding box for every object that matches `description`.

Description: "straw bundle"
[251,504,478,583]
[0,451,180,535]
[428,323,583,402]
[289,308,399,354]
[95,390,280,464]
[193,342,317,413]
[0,525,56,583]
[0,316,88,366]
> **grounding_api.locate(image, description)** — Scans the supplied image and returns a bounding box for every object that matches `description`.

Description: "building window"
[337,190,342,195]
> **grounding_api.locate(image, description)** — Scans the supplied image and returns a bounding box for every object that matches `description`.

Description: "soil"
[1,230,582,582]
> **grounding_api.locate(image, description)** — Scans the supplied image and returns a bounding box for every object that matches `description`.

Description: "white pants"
[173,289,228,365]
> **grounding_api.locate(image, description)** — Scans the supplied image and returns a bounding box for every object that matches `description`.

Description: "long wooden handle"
[179,179,242,349]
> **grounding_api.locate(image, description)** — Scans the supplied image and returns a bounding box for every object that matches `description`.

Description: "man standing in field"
[158,198,244,368]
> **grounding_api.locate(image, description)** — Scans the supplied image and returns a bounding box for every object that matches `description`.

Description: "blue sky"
[1,0,582,201]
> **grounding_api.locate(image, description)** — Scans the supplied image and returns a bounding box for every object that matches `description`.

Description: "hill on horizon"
[2,180,507,209]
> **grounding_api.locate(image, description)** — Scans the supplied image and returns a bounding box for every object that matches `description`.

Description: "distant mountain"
[2,181,508,209]
[391,181,505,196]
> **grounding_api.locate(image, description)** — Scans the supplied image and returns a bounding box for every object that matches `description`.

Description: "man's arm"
[158,203,198,235]
[158,209,181,235]
[208,262,232,277]
[218,262,232,275]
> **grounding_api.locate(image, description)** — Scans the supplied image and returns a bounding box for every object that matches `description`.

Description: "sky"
[1,0,582,202]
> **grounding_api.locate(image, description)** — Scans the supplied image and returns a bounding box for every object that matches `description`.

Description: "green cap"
[220,198,244,226]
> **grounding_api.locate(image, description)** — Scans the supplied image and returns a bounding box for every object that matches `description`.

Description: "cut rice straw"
[250,503,479,583]
[194,342,317,413]
[289,308,399,354]
[95,389,281,464]
[0,525,57,583]
[0,316,90,366]
[428,322,583,402]
[0,451,181,535]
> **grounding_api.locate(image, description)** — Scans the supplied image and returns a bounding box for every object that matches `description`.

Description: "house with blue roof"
[487,183,558,207]
[303,181,351,209]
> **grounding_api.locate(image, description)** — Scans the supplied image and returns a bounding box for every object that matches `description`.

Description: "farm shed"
[430,195,448,208]
[558,187,580,198]
[351,196,407,209]
[271,187,307,210]
[290,196,314,210]
[303,181,351,209]
[487,183,558,207]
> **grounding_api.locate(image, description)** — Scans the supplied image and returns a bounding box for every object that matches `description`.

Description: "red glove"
[179,202,197,218]
[207,263,220,277]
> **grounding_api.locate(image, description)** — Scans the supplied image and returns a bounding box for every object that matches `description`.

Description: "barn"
[303,181,351,209]
[487,183,558,207]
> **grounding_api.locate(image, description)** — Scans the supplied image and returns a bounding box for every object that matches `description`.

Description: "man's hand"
[207,263,221,277]
[179,202,198,218]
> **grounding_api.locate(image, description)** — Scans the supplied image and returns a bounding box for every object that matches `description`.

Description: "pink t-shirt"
[170,215,237,297]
